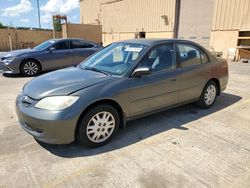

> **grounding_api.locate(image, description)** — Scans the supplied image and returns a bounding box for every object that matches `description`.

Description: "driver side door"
[128,43,181,117]
[42,40,73,70]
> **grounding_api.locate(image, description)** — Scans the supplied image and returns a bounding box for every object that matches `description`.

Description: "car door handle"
[170,78,177,82]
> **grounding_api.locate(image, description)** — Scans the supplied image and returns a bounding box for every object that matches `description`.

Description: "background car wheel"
[76,104,120,147]
[20,60,41,76]
[197,80,218,109]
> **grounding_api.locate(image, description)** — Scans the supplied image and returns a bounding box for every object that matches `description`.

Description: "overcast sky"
[0,0,80,29]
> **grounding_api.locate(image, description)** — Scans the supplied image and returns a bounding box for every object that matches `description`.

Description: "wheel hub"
[23,62,38,75]
[204,85,216,105]
[86,111,115,143]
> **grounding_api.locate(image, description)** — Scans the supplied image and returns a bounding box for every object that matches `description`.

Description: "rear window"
[71,40,94,49]
[201,51,209,63]
[178,44,209,67]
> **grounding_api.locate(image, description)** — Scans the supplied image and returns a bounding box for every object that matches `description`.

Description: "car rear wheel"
[76,104,120,147]
[197,80,218,109]
[21,60,41,76]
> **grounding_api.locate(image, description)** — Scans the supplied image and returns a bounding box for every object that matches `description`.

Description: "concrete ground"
[0,62,250,188]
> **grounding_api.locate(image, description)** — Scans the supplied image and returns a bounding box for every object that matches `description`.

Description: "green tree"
[0,22,4,29]
[53,18,62,31]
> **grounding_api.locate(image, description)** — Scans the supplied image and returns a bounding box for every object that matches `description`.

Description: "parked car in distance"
[16,39,228,147]
[0,38,102,76]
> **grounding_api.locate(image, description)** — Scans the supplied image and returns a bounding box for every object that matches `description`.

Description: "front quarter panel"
[72,77,130,119]
[17,51,46,71]
[22,51,50,71]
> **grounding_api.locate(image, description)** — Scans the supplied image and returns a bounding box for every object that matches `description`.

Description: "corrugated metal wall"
[212,0,250,30]
[178,0,214,49]
[80,0,102,25]
[80,0,176,33]
[80,0,250,32]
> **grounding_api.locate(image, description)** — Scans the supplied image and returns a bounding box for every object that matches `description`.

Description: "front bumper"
[0,62,14,73]
[0,60,21,74]
[15,95,79,144]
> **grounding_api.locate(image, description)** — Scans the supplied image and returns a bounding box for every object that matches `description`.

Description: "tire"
[20,59,41,76]
[197,80,218,109]
[76,104,120,147]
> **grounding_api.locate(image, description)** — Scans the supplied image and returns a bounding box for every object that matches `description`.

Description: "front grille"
[21,95,36,107]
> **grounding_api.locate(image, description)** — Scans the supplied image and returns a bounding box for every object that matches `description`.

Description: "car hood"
[2,48,38,58]
[23,67,114,99]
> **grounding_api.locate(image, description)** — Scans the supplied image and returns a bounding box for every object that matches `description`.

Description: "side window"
[140,44,175,72]
[201,51,209,63]
[53,41,69,50]
[71,40,94,49]
[178,44,202,67]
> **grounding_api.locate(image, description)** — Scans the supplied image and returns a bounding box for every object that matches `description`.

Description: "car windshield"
[80,42,147,76]
[34,40,56,50]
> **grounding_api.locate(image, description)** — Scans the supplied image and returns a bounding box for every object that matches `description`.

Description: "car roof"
[50,38,85,41]
[116,38,198,46]
[116,38,209,53]
[49,38,100,45]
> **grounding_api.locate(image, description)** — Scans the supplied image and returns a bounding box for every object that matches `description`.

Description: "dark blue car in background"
[0,38,102,76]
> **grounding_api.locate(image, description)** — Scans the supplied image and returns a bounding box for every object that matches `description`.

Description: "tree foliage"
[0,22,4,29]
[53,18,62,31]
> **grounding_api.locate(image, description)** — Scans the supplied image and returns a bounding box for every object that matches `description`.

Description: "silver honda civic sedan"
[0,38,102,76]
[16,39,228,147]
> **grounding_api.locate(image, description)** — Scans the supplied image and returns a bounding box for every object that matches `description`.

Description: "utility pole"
[173,0,181,38]
[37,0,41,28]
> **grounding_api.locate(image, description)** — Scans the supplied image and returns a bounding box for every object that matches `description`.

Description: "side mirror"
[132,67,152,77]
[49,47,55,52]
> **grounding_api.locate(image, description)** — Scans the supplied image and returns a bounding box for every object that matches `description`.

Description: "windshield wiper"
[83,67,110,76]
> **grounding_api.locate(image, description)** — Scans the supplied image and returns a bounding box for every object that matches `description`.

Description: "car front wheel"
[197,80,218,109]
[76,104,120,147]
[21,60,41,76]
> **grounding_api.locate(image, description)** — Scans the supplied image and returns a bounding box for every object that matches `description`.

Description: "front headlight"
[3,57,16,64]
[35,96,79,111]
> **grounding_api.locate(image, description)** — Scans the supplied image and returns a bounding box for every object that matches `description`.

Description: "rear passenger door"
[71,40,99,66]
[177,43,211,103]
